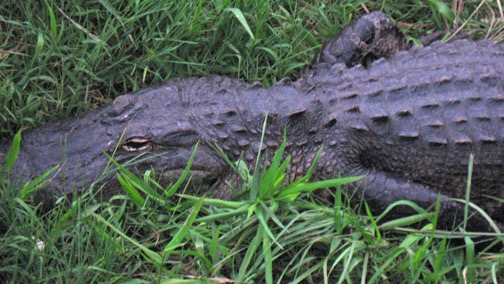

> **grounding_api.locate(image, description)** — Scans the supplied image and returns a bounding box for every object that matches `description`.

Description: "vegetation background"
[1,0,503,283]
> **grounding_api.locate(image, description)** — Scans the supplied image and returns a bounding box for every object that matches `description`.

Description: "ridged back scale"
[304,40,504,221]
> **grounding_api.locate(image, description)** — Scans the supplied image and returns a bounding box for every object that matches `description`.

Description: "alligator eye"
[122,137,152,152]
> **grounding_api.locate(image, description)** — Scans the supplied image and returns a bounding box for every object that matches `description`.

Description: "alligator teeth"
[128,137,149,143]
[122,137,152,152]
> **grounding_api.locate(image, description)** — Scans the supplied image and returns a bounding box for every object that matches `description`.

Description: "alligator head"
[3,78,231,205]
[104,83,227,188]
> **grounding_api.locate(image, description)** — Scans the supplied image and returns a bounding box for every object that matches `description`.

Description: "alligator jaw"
[112,142,228,189]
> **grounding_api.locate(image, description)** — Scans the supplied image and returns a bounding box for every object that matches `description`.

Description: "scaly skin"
[1,12,503,233]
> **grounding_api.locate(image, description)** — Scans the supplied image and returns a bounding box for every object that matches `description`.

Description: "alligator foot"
[357,171,504,235]
[310,11,473,69]
[311,11,407,68]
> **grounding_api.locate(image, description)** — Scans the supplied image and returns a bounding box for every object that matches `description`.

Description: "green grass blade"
[304,146,323,180]
[364,203,381,244]
[179,194,247,209]
[427,0,454,21]
[261,226,273,284]
[113,162,166,205]
[98,0,124,24]
[277,176,363,200]
[224,8,255,40]
[374,200,429,223]
[163,198,203,254]
[0,129,22,175]
[333,176,344,233]
[209,225,221,265]
[116,173,146,207]
[18,165,59,199]
[464,236,475,282]
[255,206,282,249]
[463,154,474,232]
[164,142,199,197]
[379,213,434,231]
[196,204,250,223]
[34,32,45,60]
[237,228,262,281]
[300,176,364,192]
[89,211,163,265]
[451,198,503,234]
[261,201,283,230]
[274,156,290,187]
[43,0,58,43]
[260,138,286,198]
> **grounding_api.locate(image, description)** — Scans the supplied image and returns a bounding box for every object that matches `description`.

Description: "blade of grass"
[89,211,163,265]
[255,206,282,249]
[237,228,262,281]
[18,165,59,199]
[164,142,199,198]
[250,114,268,200]
[463,153,474,232]
[116,173,146,207]
[262,225,273,284]
[43,0,58,43]
[277,176,363,200]
[163,198,203,254]
[0,129,22,175]
[261,137,286,198]
[224,8,255,41]
[179,194,246,209]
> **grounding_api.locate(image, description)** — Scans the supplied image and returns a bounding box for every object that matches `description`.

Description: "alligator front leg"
[356,171,504,233]
[308,11,469,70]
[311,11,407,69]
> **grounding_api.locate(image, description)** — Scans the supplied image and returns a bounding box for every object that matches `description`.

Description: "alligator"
[1,11,504,234]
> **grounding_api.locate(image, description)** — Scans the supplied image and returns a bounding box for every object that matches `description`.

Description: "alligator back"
[305,39,504,227]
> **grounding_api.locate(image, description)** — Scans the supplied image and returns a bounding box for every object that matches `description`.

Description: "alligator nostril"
[122,137,152,152]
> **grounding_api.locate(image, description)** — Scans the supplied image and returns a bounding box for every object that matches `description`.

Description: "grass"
[1,0,504,283]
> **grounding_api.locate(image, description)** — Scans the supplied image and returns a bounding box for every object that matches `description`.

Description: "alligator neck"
[179,76,323,169]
